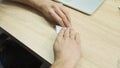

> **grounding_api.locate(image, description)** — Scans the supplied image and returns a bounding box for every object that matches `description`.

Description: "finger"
[70,29,75,39]
[60,7,71,24]
[75,32,80,43]
[53,6,70,27]
[57,28,66,39]
[64,28,70,39]
[58,3,71,22]
[49,9,65,27]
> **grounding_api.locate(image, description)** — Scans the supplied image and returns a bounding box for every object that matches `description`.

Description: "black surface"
[0,27,51,68]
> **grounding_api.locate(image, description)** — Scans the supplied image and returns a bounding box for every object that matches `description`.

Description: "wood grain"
[0,0,120,68]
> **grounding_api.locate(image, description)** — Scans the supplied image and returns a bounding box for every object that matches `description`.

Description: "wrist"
[51,58,77,68]
[24,0,51,12]
[55,56,79,64]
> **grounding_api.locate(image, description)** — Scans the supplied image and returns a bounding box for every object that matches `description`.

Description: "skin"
[51,28,81,68]
[11,0,80,67]
[12,0,71,27]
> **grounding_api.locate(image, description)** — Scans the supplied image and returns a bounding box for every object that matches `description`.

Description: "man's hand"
[13,0,71,27]
[39,0,71,27]
[51,28,81,68]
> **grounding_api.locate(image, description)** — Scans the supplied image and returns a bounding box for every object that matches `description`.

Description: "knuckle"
[48,10,52,15]
[61,16,66,20]
[52,4,57,8]
[58,18,63,22]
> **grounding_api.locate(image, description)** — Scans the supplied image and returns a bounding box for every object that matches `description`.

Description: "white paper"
[56,25,62,33]
[118,6,120,9]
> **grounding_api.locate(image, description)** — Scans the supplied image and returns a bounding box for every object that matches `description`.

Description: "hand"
[52,28,81,68]
[39,0,71,27]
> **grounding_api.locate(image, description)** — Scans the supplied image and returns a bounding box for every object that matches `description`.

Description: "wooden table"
[0,0,120,68]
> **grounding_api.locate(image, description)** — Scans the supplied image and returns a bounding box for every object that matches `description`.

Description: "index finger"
[57,28,66,39]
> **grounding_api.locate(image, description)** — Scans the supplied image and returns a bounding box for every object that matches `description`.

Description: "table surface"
[0,0,120,68]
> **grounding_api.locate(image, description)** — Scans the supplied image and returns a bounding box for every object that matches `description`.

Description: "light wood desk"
[0,0,120,68]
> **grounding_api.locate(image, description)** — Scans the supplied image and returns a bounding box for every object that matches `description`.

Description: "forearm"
[11,0,51,10]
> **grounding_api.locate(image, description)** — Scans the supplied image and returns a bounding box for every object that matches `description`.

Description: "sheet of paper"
[118,6,120,9]
[56,25,62,33]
